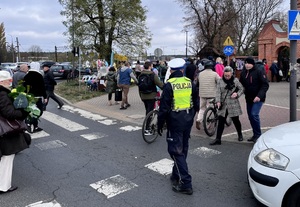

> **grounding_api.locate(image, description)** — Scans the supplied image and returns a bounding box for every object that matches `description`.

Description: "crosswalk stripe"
[120,125,142,131]
[145,158,173,175]
[189,146,221,158]
[42,111,88,132]
[30,131,50,139]
[62,105,117,125]
[90,175,138,199]
[26,200,61,207]
[81,132,108,140]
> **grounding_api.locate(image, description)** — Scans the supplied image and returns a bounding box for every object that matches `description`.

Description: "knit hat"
[244,57,255,65]
[0,71,12,81]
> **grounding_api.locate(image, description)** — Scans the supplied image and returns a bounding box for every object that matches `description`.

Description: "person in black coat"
[23,62,47,133]
[0,71,29,194]
[239,57,269,142]
[184,58,197,82]
[42,64,64,109]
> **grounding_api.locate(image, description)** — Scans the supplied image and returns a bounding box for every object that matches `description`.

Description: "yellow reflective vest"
[168,77,192,111]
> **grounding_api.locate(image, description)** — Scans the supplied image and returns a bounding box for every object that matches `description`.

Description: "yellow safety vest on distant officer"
[168,77,192,111]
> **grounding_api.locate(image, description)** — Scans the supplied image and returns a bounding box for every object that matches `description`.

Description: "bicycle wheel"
[203,107,218,137]
[142,110,159,144]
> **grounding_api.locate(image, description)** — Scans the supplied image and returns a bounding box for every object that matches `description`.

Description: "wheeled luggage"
[115,88,122,101]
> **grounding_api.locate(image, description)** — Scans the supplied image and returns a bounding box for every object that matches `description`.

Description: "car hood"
[261,121,300,173]
[262,121,300,148]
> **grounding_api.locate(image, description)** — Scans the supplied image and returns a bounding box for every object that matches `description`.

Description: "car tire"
[283,186,300,207]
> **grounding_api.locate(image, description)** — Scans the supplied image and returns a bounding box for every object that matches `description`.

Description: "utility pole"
[71,0,76,73]
[185,31,188,59]
[55,46,58,62]
[16,37,20,62]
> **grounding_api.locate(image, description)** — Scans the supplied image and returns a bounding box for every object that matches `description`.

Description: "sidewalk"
[71,81,300,143]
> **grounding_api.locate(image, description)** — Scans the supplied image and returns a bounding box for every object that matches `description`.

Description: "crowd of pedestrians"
[102,56,270,190]
[108,56,269,195]
[0,54,277,196]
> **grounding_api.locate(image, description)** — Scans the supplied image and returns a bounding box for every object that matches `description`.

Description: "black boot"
[238,133,243,141]
[209,139,221,145]
[247,136,258,142]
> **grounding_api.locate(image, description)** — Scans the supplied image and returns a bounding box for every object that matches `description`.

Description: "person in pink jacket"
[215,57,224,77]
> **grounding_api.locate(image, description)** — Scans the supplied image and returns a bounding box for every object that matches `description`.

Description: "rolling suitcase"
[115,88,122,101]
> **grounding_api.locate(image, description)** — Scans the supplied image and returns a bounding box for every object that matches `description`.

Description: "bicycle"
[142,96,161,144]
[203,98,232,137]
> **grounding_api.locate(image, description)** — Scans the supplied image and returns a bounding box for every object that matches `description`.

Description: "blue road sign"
[223,46,234,56]
[288,10,300,40]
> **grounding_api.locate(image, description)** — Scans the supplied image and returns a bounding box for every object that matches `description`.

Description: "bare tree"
[28,45,43,60]
[0,23,8,63]
[177,0,283,56]
[273,11,288,32]
[235,0,283,55]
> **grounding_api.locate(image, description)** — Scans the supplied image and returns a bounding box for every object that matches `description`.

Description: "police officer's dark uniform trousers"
[157,69,199,194]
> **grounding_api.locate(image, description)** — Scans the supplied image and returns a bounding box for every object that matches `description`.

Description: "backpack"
[138,73,156,94]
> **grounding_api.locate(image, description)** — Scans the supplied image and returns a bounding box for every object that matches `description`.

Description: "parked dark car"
[41,61,56,69]
[50,64,73,79]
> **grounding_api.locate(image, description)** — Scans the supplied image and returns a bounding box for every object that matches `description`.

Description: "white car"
[131,60,145,70]
[1,62,17,73]
[247,121,300,207]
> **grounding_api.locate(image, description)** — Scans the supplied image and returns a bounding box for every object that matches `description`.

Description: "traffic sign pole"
[223,37,234,66]
[223,45,234,66]
[289,0,298,121]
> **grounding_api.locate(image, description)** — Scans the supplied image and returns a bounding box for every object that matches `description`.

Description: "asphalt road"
[0,97,268,207]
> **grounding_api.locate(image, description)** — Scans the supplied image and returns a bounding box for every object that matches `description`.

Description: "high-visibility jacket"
[168,77,192,111]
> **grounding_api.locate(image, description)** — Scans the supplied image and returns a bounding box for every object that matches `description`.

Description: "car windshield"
[1,63,11,67]
[51,66,62,70]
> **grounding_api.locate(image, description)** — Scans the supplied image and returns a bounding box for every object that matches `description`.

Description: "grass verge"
[55,79,106,103]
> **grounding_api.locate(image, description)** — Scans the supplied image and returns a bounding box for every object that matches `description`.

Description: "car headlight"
[254,148,289,170]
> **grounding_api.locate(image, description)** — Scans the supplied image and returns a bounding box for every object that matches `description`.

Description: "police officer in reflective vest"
[157,58,199,195]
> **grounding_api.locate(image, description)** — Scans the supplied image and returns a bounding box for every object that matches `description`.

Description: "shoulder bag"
[0,115,27,136]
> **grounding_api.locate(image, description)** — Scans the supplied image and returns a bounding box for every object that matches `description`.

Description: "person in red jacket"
[262,58,269,75]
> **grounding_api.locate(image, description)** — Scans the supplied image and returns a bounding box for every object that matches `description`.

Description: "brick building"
[258,19,290,80]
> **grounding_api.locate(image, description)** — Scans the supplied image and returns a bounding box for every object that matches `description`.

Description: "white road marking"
[98,119,117,125]
[90,175,138,199]
[35,140,67,151]
[189,147,221,158]
[62,105,117,125]
[81,132,108,140]
[222,127,273,137]
[120,125,142,131]
[30,131,50,139]
[127,114,144,119]
[42,111,88,131]
[26,200,61,207]
[264,103,300,111]
[145,158,173,175]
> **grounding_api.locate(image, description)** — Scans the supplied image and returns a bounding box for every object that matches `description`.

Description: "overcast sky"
[0,0,187,56]
[0,0,289,57]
